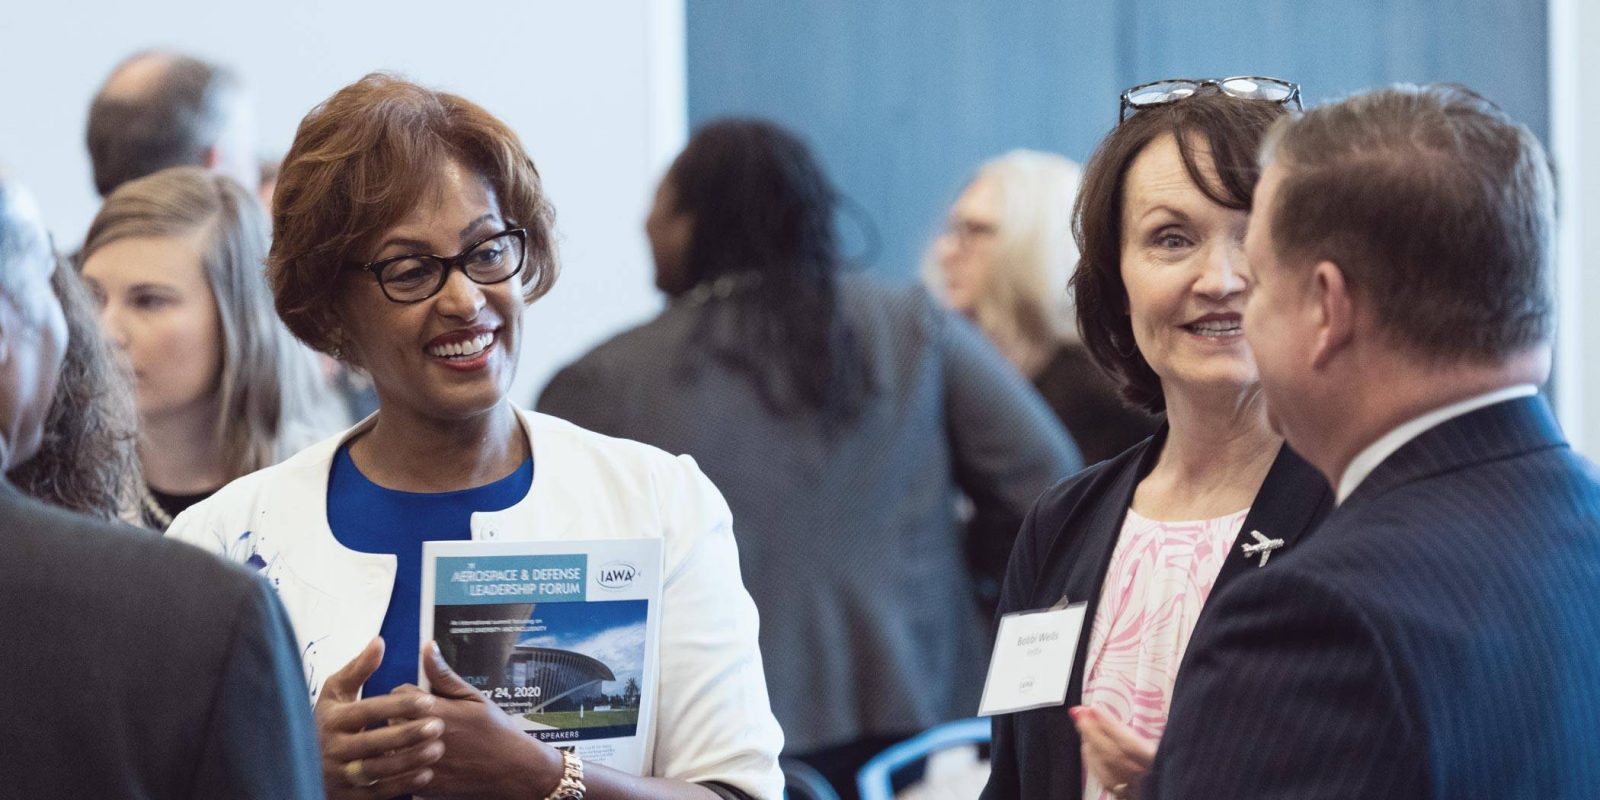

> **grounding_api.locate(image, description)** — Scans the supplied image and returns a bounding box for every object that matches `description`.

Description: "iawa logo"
[596,561,639,589]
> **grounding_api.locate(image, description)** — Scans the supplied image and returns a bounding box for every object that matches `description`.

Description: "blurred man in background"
[86,50,259,197]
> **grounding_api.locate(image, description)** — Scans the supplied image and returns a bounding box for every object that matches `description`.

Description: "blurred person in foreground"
[981,78,1333,800]
[6,262,141,521]
[168,75,783,800]
[1148,84,1600,799]
[0,170,322,798]
[926,149,1159,465]
[540,118,1079,798]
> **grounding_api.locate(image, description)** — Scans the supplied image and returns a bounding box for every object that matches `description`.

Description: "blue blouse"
[327,444,533,698]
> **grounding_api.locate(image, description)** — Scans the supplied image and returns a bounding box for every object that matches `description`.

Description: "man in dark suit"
[0,174,323,798]
[1147,84,1600,798]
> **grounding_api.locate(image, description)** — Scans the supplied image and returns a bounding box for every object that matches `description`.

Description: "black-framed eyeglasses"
[348,228,528,304]
[1119,76,1302,123]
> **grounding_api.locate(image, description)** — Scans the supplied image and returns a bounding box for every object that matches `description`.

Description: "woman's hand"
[314,638,447,800]
[389,641,565,800]
[1071,705,1157,799]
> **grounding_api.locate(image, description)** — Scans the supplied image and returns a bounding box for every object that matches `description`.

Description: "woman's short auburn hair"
[268,73,558,355]
[1072,91,1290,413]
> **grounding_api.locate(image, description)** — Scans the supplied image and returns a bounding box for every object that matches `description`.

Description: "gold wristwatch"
[542,748,585,800]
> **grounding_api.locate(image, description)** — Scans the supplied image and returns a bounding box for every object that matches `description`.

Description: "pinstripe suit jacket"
[1148,396,1600,799]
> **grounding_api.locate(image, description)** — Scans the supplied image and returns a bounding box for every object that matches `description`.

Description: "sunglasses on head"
[1119,76,1302,123]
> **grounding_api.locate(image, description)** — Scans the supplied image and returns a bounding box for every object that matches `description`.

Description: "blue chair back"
[856,717,992,800]
[783,756,842,800]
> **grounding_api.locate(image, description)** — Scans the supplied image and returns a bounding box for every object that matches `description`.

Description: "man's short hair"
[1261,83,1555,362]
[85,52,241,197]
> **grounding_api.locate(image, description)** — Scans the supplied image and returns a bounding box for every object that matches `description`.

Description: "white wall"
[1551,0,1600,457]
[0,0,683,405]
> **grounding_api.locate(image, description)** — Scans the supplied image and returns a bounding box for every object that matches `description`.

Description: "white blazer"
[168,406,785,797]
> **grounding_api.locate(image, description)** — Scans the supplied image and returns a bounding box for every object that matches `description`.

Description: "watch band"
[542,748,585,800]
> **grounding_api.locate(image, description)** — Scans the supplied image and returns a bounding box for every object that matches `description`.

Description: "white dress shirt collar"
[1335,384,1538,504]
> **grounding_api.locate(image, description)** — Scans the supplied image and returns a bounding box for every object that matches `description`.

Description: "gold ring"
[343,759,378,788]
[1110,783,1132,799]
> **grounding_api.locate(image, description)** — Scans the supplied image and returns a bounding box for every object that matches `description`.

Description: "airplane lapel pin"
[1241,530,1285,567]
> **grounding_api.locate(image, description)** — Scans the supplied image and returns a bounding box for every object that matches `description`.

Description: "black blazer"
[981,429,1333,799]
[1148,397,1600,798]
[0,480,323,799]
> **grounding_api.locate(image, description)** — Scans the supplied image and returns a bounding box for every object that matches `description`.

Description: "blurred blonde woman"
[80,166,345,529]
[927,150,1158,464]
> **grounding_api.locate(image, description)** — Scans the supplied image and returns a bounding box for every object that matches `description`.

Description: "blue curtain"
[687,0,1548,278]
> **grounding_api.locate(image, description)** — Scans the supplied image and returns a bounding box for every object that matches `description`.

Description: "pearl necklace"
[142,489,174,530]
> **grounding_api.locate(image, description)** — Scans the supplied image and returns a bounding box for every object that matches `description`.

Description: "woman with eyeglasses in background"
[168,75,783,800]
[924,149,1160,467]
[980,78,1332,800]
[79,166,346,530]
[924,150,1164,619]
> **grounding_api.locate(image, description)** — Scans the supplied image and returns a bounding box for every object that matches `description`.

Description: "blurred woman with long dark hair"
[540,118,1080,796]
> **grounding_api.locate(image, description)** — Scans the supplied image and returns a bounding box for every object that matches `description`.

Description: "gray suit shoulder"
[2,489,264,615]
[0,486,319,799]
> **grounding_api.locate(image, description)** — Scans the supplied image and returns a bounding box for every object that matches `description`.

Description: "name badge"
[977,601,1086,717]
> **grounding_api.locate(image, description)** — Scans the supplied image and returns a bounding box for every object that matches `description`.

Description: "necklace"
[142,488,174,530]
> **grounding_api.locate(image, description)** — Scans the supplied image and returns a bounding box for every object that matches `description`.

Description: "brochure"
[421,538,663,774]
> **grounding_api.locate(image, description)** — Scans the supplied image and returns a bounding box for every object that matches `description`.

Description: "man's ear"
[201,144,224,171]
[1309,261,1354,371]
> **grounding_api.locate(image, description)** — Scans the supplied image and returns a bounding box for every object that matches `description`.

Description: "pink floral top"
[1079,507,1250,800]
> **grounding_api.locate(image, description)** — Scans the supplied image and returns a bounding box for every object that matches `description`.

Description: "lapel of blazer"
[1056,427,1166,710]
[1060,437,1333,708]
[1211,444,1335,588]
[1343,396,1564,512]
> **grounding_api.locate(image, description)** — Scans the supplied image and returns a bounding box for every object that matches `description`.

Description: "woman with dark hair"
[646,120,868,424]
[540,118,1079,797]
[980,79,1333,800]
[169,75,783,800]
[7,264,141,521]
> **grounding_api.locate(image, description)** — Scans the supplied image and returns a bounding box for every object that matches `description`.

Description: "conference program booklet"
[420,538,664,775]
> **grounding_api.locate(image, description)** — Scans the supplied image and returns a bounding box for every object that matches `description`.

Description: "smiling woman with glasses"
[166,74,783,800]
[980,77,1331,800]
